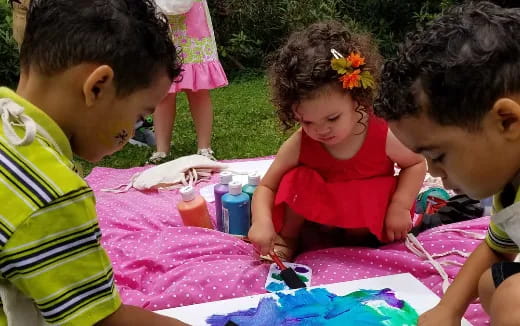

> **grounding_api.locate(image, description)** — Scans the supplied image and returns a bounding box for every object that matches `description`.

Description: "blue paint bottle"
[222,180,250,237]
[214,171,233,232]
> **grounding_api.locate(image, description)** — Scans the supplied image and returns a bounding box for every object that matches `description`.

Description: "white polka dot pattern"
[86,160,489,325]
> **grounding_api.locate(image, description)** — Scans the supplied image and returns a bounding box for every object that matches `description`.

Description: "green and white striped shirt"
[485,185,520,254]
[0,87,121,325]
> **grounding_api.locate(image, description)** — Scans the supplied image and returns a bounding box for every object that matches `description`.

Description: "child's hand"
[248,220,277,256]
[418,303,462,326]
[384,203,412,242]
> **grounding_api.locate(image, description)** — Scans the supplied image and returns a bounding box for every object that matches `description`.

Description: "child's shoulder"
[369,113,389,128]
[4,132,86,191]
[0,130,88,225]
[283,128,303,148]
[0,89,87,195]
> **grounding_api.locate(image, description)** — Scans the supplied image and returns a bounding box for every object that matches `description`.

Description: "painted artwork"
[265,262,312,292]
[207,287,418,326]
[156,273,473,326]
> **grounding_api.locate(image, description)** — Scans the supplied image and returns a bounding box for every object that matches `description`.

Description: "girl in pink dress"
[248,21,427,260]
[150,0,228,163]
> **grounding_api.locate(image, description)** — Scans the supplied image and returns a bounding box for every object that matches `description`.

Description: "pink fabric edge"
[169,61,228,93]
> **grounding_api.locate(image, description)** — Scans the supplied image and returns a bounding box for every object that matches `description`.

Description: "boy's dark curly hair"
[268,21,382,130]
[20,0,182,96]
[374,2,520,130]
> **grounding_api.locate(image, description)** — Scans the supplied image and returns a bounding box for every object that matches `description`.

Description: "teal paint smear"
[271,272,309,283]
[377,303,418,325]
[271,273,284,281]
[207,288,418,326]
[266,281,285,292]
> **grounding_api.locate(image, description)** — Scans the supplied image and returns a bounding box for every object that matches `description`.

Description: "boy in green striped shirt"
[0,0,187,325]
[374,2,520,325]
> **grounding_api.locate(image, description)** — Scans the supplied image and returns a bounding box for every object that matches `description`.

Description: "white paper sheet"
[155,273,472,325]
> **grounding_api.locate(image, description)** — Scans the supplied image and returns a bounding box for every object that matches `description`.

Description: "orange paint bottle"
[177,186,214,229]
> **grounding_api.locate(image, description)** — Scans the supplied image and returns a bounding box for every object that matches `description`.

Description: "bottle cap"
[228,180,242,195]
[220,171,233,184]
[247,172,260,186]
[180,186,195,201]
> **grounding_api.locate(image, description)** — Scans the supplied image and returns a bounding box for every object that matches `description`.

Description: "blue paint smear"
[206,288,418,326]
[266,281,286,292]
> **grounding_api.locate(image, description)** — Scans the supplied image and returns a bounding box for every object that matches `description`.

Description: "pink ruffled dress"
[167,0,228,92]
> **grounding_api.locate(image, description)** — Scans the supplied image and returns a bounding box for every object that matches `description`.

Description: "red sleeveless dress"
[272,116,401,241]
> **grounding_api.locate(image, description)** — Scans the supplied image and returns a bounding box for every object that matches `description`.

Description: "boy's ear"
[490,98,520,140]
[82,65,115,107]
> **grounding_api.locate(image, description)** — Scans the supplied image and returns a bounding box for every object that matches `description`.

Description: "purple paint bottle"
[214,171,233,232]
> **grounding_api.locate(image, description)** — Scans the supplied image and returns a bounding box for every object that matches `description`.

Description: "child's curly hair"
[268,21,382,130]
[21,0,181,97]
[374,2,520,130]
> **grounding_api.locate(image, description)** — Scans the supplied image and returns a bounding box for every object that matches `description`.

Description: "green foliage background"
[0,1,19,88]
[207,0,462,74]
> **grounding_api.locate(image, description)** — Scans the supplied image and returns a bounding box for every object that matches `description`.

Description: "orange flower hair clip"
[330,49,375,90]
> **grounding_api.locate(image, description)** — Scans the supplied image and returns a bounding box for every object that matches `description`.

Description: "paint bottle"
[214,171,233,232]
[416,187,450,213]
[242,172,260,221]
[222,180,250,237]
[480,197,493,216]
[177,186,213,229]
[242,172,260,202]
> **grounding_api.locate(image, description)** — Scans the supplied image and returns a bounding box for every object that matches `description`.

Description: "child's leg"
[185,89,213,150]
[153,93,177,154]
[478,263,520,324]
[275,205,305,260]
[478,267,496,311]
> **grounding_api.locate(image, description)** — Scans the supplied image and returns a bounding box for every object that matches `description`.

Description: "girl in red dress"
[248,21,427,260]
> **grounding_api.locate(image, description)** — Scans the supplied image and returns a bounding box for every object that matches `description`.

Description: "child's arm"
[385,129,427,241]
[248,129,301,255]
[418,242,515,325]
[98,304,189,325]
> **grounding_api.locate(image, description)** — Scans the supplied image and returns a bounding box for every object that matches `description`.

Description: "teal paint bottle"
[222,180,250,236]
[242,172,260,219]
[242,172,260,202]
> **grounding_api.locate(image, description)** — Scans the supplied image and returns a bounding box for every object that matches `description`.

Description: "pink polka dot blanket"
[86,159,490,325]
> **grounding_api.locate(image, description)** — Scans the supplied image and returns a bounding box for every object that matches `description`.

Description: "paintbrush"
[269,252,307,289]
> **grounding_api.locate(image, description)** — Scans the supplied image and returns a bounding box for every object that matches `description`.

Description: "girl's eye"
[328,115,339,122]
[431,153,445,163]
[301,121,311,125]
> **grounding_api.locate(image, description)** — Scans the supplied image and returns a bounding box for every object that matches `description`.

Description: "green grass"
[79,75,289,176]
